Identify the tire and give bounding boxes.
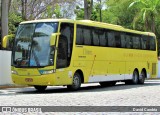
[34,85,47,92]
[138,71,146,84]
[99,81,116,87]
[131,70,139,84]
[67,72,81,91]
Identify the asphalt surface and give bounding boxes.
[0,80,160,114]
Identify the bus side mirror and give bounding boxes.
[2,34,15,49]
[50,33,60,46]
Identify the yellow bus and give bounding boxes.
[6,19,157,91]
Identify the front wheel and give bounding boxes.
[67,72,81,91]
[34,85,47,92]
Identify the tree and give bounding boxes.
[105,0,136,28]
[10,0,77,20]
[1,0,9,48]
[75,0,101,20]
[21,0,27,20]
[8,12,23,34]
[129,0,160,33]
[84,0,93,19]
[8,0,12,12]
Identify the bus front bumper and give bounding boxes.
[12,74,56,86]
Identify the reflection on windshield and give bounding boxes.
[13,22,58,67]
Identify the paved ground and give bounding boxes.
[0,79,160,114]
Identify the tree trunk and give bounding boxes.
[24,0,27,20]
[151,15,155,33]
[84,0,93,19]
[21,0,27,20]
[8,0,12,12]
[84,0,88,19]
[1,0,9,49]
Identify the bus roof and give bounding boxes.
[20,19,73,24]
[20,19,155,37]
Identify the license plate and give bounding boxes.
[25,78,33,82]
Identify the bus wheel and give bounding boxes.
[99,81,116,87]
[138,71,146,84]
[131,70,139,84]
[67,72,81,91]
[34,85,47,92]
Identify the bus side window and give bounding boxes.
[99,29,107,47]
[121,33,126,48]
[92,28,100,46]
[141,36,147,50]
[76,26,84,45]
[150,36,156,51]
[108,31,115,47]
[133,36,141,49]
[126,34,133,48]
[115,32,121,48]
[83,27,92,45]
[145,36,150,50]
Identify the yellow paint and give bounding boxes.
[2,34,15,48]
[11,19,158,86]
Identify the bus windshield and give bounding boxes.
[12,22,58,67]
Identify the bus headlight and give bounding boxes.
[12,70,18,75]
[39,69,55,75]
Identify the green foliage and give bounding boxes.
[105,0,136,29]
[75,2,99,20]
[129,0,160,32]
[74,7,84,20]
[40,4,62,18]
[8,12,23,34]
[53,4,62,18]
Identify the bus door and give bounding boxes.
[55,23,74,85]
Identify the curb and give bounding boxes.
[148,78,160,80]
[0,85,28,89]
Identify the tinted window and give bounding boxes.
[108,31,115,47]
[133,36,141,49]
[99,30,107,46]
[126,34,132,48]
[83,27,92,45]
[76,26,84,45]
[76,25,92,45]
[150,36,156,50]
[92,29,100,46]
[121,33,126,48]
[76,25,156,51]
[141,36,148,50]
[115,32,121,48]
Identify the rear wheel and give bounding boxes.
[131,70,139,84]
[34,85,47,92]
[125,70,139,85]
[67,72,81,91]
[99,81,116,87]
[138,71,146,84]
